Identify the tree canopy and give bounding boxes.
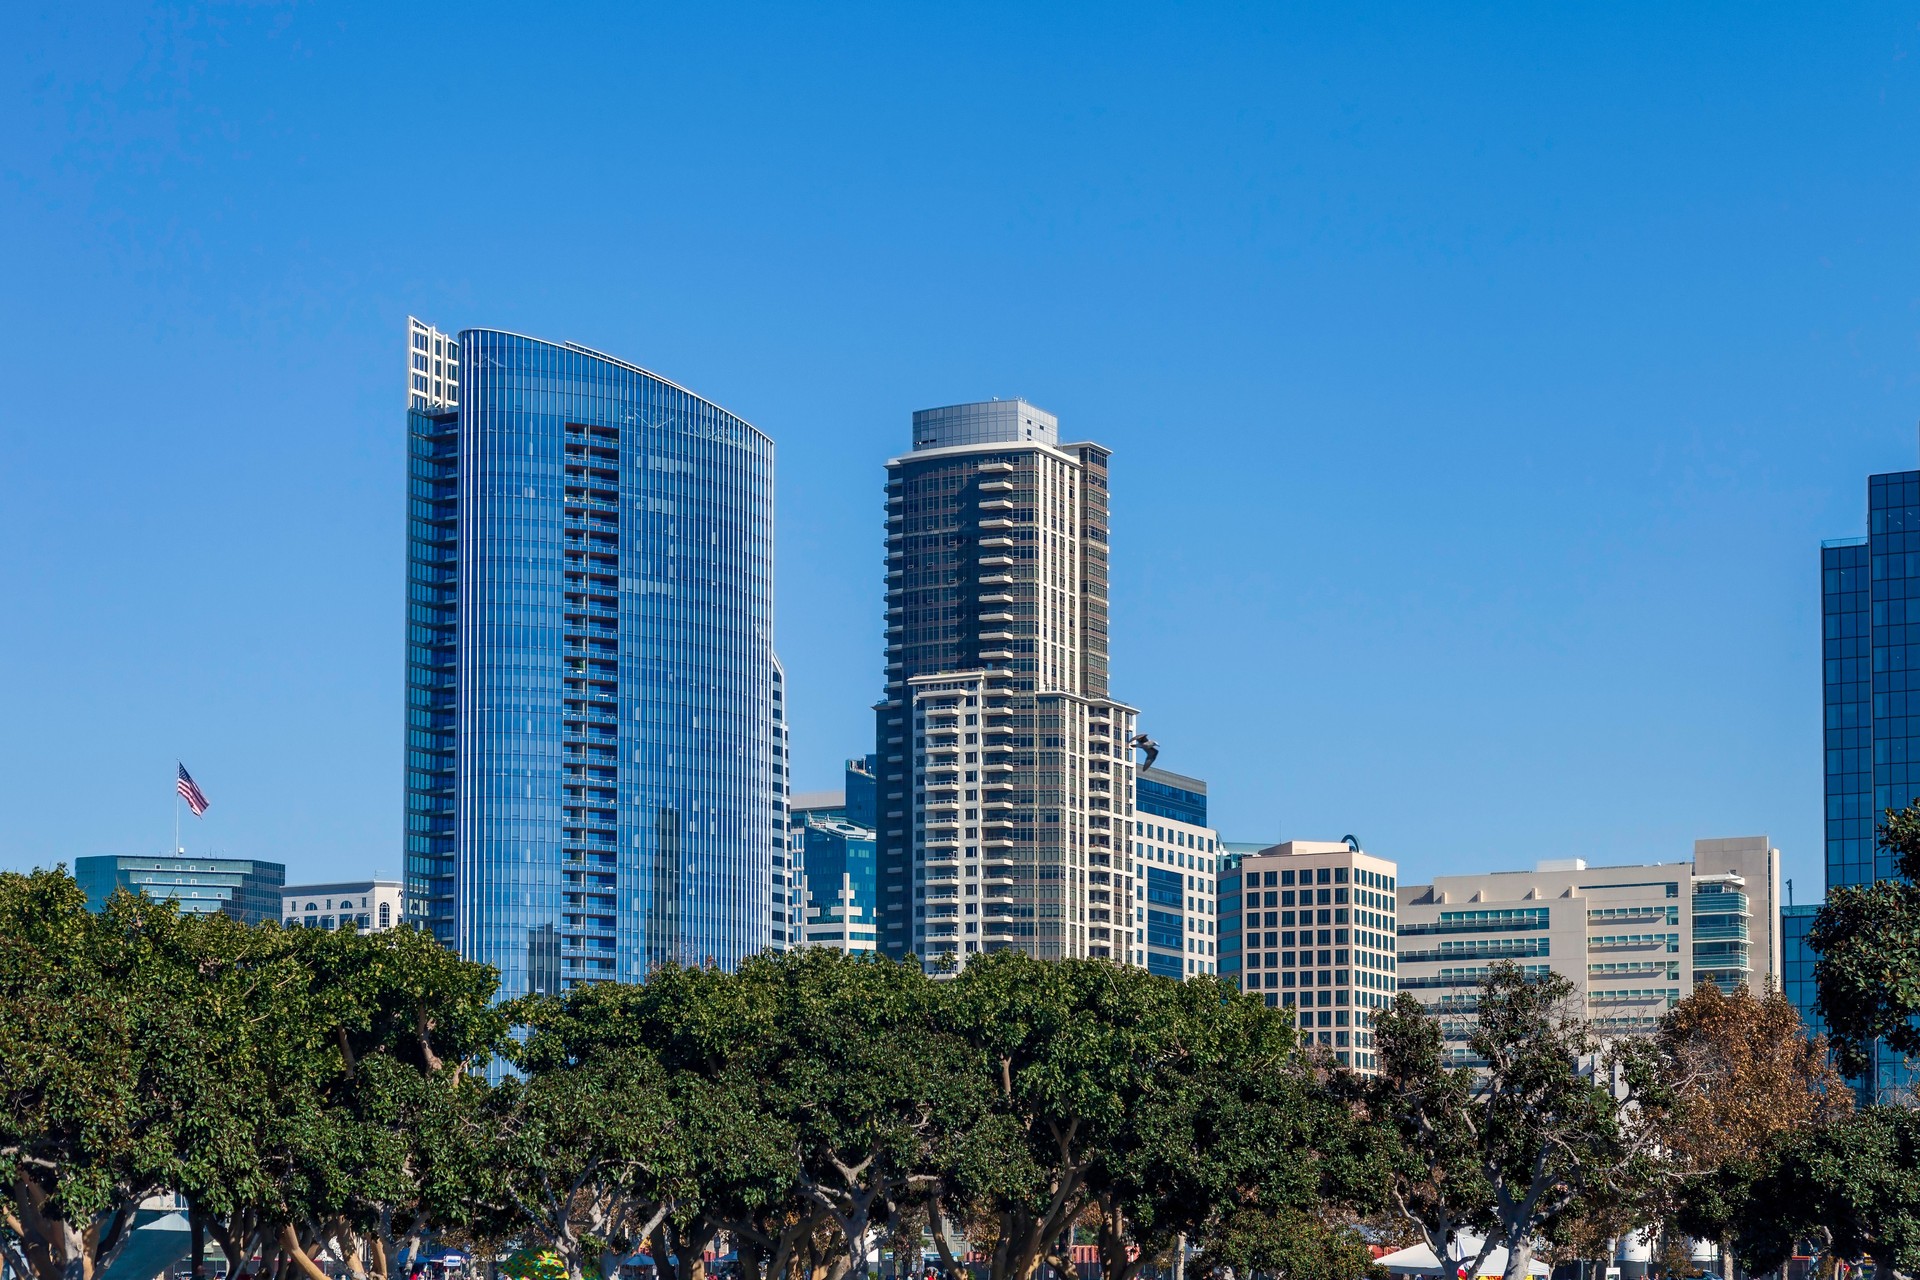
[5,864,1907,1280]
[1810,799,1920,1081]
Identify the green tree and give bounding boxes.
[0,871,257,1280]
[935,954,1174,1280]
[740,949,987,1280]
[496,982,696,1280]
[1732,1106,1920,1276]
[1087,978,1388,1280]
[1369,966,1670,1280]
[1198,1208,1384,1280]
[170,917,506,1280]
[608,961,791,1280]
[1366,988,1495,1279]
[1810,798,1920,1083]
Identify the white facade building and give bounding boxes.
[406,316,459,412]
[282,879,403,933]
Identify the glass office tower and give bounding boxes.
[1816,470,1920,1098]
[405,320,777,996]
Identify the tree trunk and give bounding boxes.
[278,1226,333,1280]
[926,1198,961,1280]
[652,1226,678,1280]
[1501,1235,1534,1280]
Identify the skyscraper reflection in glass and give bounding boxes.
[405,321,777,996]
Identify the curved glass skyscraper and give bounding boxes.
[405,320,777,995]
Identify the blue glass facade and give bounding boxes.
[406,327,777,996]
[1823,537,1872,886]
[1781,903,1825,1043]
[1818,473,1920,1098]
[1137,768,1207,827]
[846,755,878,830]
[75,855,286,925]
[800,819,879,949]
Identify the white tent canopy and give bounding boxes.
[1375,1236,1551,1278]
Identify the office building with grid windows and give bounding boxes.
[403,319,777,996]
[1395,839,1781,1063]
[1132,766,1220,978]
[1220,840,1399,1072]
[874,400,1138,967]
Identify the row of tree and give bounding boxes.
[6,796,1920,1280]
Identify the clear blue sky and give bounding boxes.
[2,3,1916,899]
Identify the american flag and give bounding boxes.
[176,763,210,817]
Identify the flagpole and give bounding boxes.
[174,776,181,856]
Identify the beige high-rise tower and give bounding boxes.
[874,401,1137,967]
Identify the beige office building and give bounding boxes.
[1395,837,1781,1053]
[1227,839,1402,1073]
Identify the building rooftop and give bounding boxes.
[283,879,401,895]
[910,399,1057,450]
[1139,766,1208,793]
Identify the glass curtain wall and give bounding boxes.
[412,329,775,998]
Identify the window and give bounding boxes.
[1280,870,1295,886]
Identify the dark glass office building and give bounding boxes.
[1137,767,1207,828]
[1815,470,1920,1097]
[1780,902,1825,1044]
[405,319,777,995]
[75,855,285,925]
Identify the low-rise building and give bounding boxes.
[1394,837,1781,1056]
[76,854,286,925]
[1129,766,1222,979]
[1219,839,1400,1072]
[281,879,403,932]
[779,757,881,954]
[797,818,879,953]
